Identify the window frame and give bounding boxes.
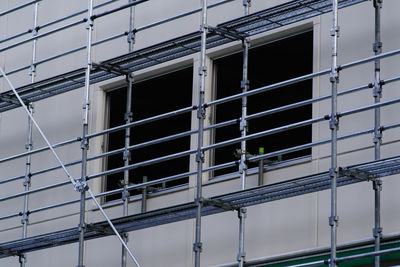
[103,65,195,202]
[209,29,314,179]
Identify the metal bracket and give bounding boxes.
[29,64,37,77]
[92,62,130,76]
[373,226,383,238]
[196,150,204,163]
[241,79,250,90]
[373,128,382,145]
[124,112,133,122]
[193,242,203,253]
[126,72,135,82]
[243,0,252,8]
[121,232,129,242]
[204,198,238,211]
[23,173,32,187]
[373,179,383,191]
[239,160,247,174]
[242,37,250,48]
[329,216,339,227]
[121,187,131,201]
[237,251,246,262]
[74,180,88,193]
[123,150,131,161]
[373,82,383,98]
[329,115,339,131]
[198,65,207,76]
[82,100,91,111]
[127,29,136,45]
[200,23,209,32]
[0,95,20,105]
[20,210,30,225]
[238,207,247,219]
[208,26,247,41]
[373,41,383,54]
[86,223,114,236]
[85,16,94,29]
[330,26,340,37]
[339,167,376,181]
[239,118,248,132]
[197,105,206,119]
[329,71,339,83]
[80,137,89,150]
[25,140,33,150]
[373,0,383,9]
[18,253,27,264]
[329,167,337,178]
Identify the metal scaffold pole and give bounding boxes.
[329,0,340,266]
[19,103,33,267]
[194,0,208,266]
[237,1,251,266]
[121,1,135,266]
[372,0,383,266]
[20,3,39,266]
[78,0,94,266]
[0,29,141,267]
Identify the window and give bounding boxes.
[106,67,193,201]
[212,30,313,177]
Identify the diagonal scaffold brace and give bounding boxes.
[0,66,141,267]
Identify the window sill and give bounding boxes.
[100,155,311,210]
[205,155,312,186]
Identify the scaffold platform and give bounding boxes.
[0,155,399,259]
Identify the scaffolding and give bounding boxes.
[0,0,399,266]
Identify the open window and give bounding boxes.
[212,30,313,177]
[106,67,193,201]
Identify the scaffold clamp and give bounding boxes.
[329,216,339,227]
[74,180,88,193]
[193,242,203,253]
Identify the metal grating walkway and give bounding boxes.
[0,156,399,258]
[0,0,367,113]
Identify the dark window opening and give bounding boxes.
[213,30,313,177]
[106,67,193,201]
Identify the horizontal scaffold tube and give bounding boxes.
[4,32,125,77]
[0,160,242,222]
[206,48,400,108]
[5,73,399,165]
[2,120,400,215]
[0,19,84,54]
[91,0,149,20]
[0,137,78,164]
[0,0,120,44]
[88,106,195,138]
[0,0,234,77]
[135,0,235,32]
[2,76,400,186]
[0,0,41,17]
[0,1,148,54]
[217,232,400,267]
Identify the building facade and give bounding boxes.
[0,0,400,266]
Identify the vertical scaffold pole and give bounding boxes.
[329,0,340,266]
[238,1,251,266]
[20,4,39,266]
[121,1,135,266]
[372,1,383,266]
[19,103,33,267]
[194,0,208,266]
[237,207,247,267]
[78,1,94,266]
